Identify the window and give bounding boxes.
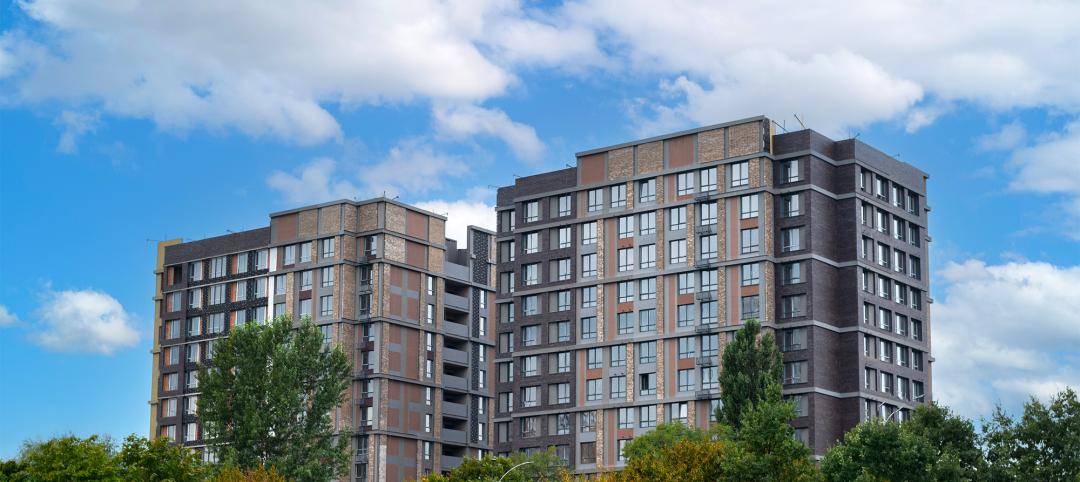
[912,319,924,341]
[678,369,695,392]
[254,277,267,298]
[677,172,694,195]
[523,263,539,286]
[677,304,694,327]
[700,202,717,225]
[639,373,657,396]
[669,239,687,264]
[208,313,225,334]
[639,178,656,203]
[300,242,312,263]
[362,235,378,257]
[700,234,718,259]
[556,194,571,217]
[283,245,297,265]
[740,228,760,254]
[550,382,570,405]
[184,423,198,442]
[784,361,807,384]
[617,248,634,272]
[914,381,926,402]
[639,308,656,332]
[300,270,313,290]
[730,161,749,187]
[524,232,539,254]
[299,298,312,318]
[550,320,570,343]
[740,263,760,286]
[617,312,634,335]
[781,295,805,318]
[782,193,801,217]
[556,290,571,311]
[740,194,759,219]
[581,411,597,432]
[210,256,226,277]
[611,345,626,367]
[638,341,656,364]
[640,278,656,300]
[186,371,198,389]
[581,316,597,339]
[617,216,634,239]
[617,439,630,463]
[782,227,802,252]
[500,272,514,294]
[167,292,181,312]
[611,184,627,208]
[880,372,894,394]
[700,301,718,325]
[321,237,335,258]
[617,281,634,302]
[678,337,696,359]
[782,159,800,182]
[639,405,658,428]
[524,201,540,222]
[587,189,603,212]
[783,328,807,351]
[209,284,225,305]
[166,320,180,339]
[639,212,656,235]
[581,442,597,464]
[700,167,718,192]
[676,272,694,294]
[781,262,803,284]
[669,402,689,424]
[581,253,597,277]
[702,335,719,357]
[274,302,285,318]
[617,407,634,429]
[639,244,656,269]
[521,386,539,408]
[582,222,597,244]
[586,348,603,369]
[317,267,334,289]
[557,227,571,249]
[741,295,760,320]
[669,207,687,230]
[586,379,602,401]
[187,317,202,337]
[581,286,597,308]
[610,375,626,399]
[522,325,539,347]
[189,261,204,282]
[520,416,540,437]
[546,352,569,374]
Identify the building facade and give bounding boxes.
[150,199,496,481]
[492,116,932,467]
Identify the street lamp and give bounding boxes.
[878,402,903,421]
[496,461,533,482]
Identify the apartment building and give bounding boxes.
[492,116,932,467]
[150,199,496,482]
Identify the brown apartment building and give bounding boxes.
[492,116,932,468]
[150,199,496,482]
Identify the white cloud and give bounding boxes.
[33,289,139,355]
[1007,121,1080,237]
[933,260,1080,418]
[433,103,546,161]
[0,305,17,326]
[1,0,588,152]
[53,110,98,154]
[978,120,1028,151]
[267,139,470,205]
[563,0,1080,134]
[414,198,496,243]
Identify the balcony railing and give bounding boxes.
[695,291,715,301]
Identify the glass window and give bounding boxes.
[581,316,597,339]
[617,216,635,238]
[639,308,656,332]
[741,263,760,286]
[524,201,539,222]
[782,193,801,217]
[740,228,760,254]
[676,172,694,195]
[639,212,656,235]
[639,244,656,269]
[741,295,760,320]
[730,161,749,187]
[781,262,803,284]
[610,184,627,208]
[557,227,571,249]
[639,179,656,203]
[740,194,759,219]
[582,222,597,244]
[700,202,717,225]
[669,239,687,264]
[677,304,694,327]
[587,189,603,212]
[638,341,656,364]
[782,227,802,252]
[558,195,571,217]
[581,254,597,277]
[669,207,687,230]
[700,167,717,192]
[782,159,800,182]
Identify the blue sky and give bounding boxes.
[3,0,1080,457]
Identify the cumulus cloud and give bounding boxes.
[978,120,1028,151]
[933,260,1080,418]
[32,289,139,355]
[267,139,470,205]
[0,0,591,152]
[415,187,497,242]
[53,110,99,154]
[432,103,546,161]
[0,305,17,326]
[1007,121,1080,237]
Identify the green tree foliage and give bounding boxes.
[820,420,937,482]
[115,434,206,481]
[733,383,819,482]
[620,422,717,462]
[419,448,570,482]
[8,435,120,481]
[212,466,287,482]
[717,319,783,428]
[904,403,984,481]
[982,387,1080,482]
[198,315,352,481]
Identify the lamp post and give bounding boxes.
[496,461,533,482]
[878,402,903,421]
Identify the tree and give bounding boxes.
[419,448,570,482]
[733,383,819,482]
[198,315,352,481]
[820,420,936,482]
[616,439,745,482]
[717,319,783,428]
[904,404,984,481]
[115,434,206,481]
[11,435,120,481]
[983,388,1080,482]
[620,422,718,462]
[212,466,287,482]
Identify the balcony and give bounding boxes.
[443,320,469,339]
[444,346,469,366]
[445,292,470,312]
[695,291,715,301]
[443,374,468,391]
[695,257,717,268]
[442,428,467,445]
[445,262,471,283]
[440,455,464,471]
[697,355,717,366]
[695,323,718,334]
[695,224,716,235]
[443,400,468,419]
[694,190,717,202]
[695,388,719,400]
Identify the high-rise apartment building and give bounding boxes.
[150,199,496,482]
[492,116,931,468]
